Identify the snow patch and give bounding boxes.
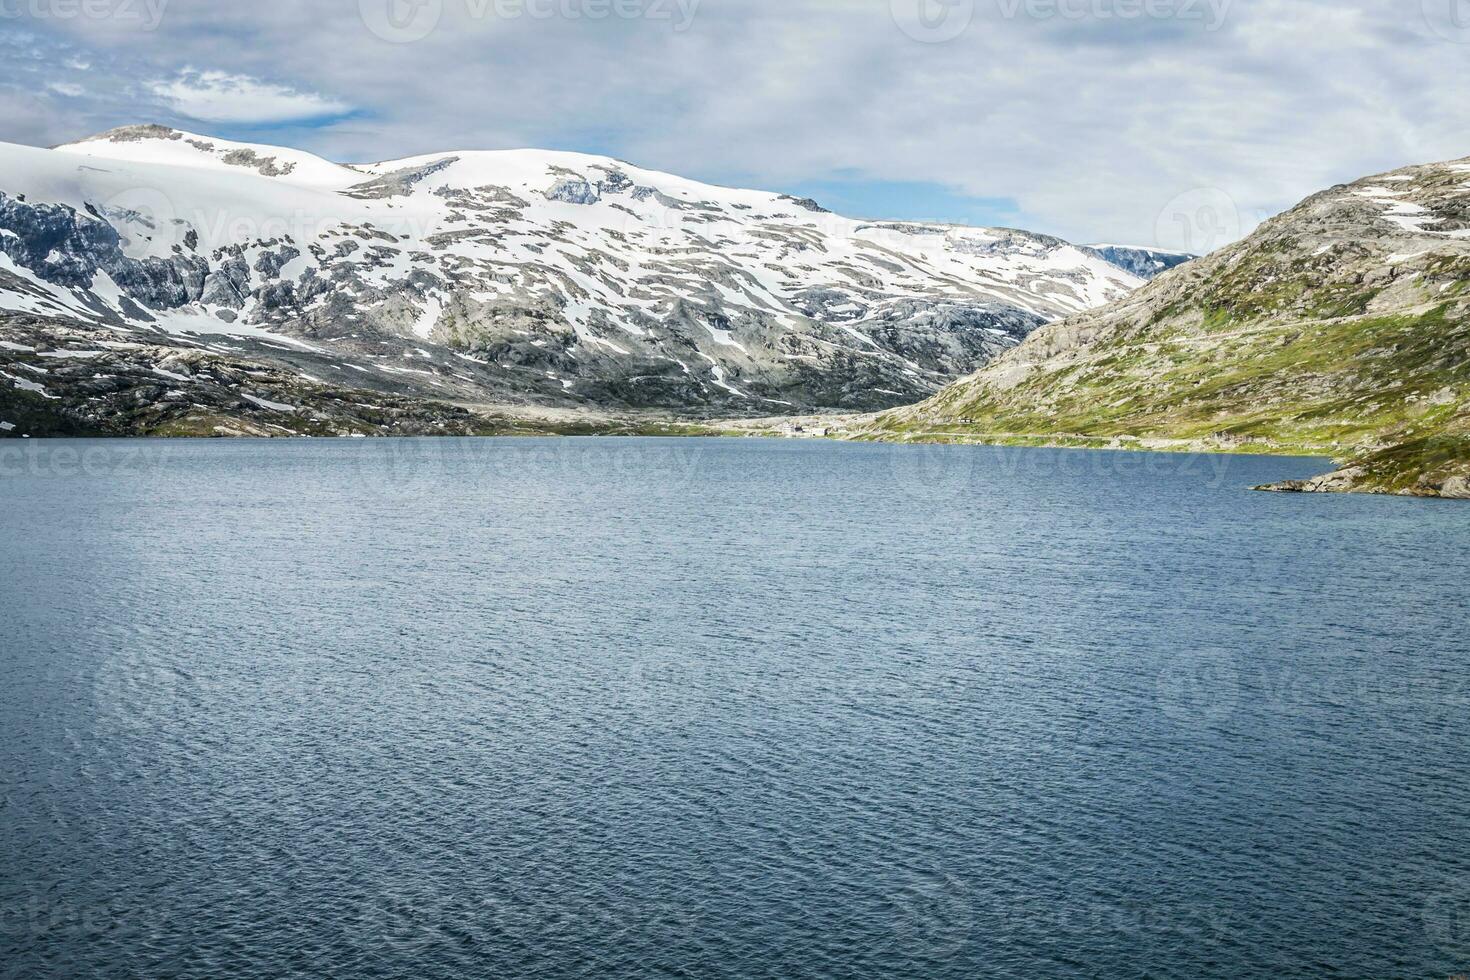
[412,297,444,340]
[1,370,58,398]
[243,393,295,413]
[703,323,749,353]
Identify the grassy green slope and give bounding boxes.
[862,157,1470,498]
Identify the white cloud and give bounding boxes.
[7,0,1470,250]
[149,70,349,124]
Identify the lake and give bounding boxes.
[2,437,1468,978]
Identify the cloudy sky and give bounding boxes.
[2,0,1468,250]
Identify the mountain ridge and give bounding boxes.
[857,151,1470,498]
[0,124,1179,436]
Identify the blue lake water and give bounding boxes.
[2,437,1469,978]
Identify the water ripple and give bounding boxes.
[2,438,1469,978]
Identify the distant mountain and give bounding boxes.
[0,125,1157,435]
[1080,244,1194,279]
[862,154,1470,499]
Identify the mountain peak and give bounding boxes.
[66,123,187,145]
[52,126,355,185]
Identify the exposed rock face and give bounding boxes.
[0,193,208,312]
[252,244,300,279]
[778,194,830,214]
[1080,244,1194,279]
[861,153,1470,498]
[0,312,663,438]
[544,178,600,205]
[0,125,1156,422]
[220,149,297,177]
[594,168,633,195]
[343,157,460,200]
[66,124,182,144]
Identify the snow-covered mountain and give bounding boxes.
[0,124,1155,416]
[1080,244,1194,280]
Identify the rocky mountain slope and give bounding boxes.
[0,311,691,439]
[0,125,1168,435]
[861,154,1470,498]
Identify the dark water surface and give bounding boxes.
[2,437,1469,978]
